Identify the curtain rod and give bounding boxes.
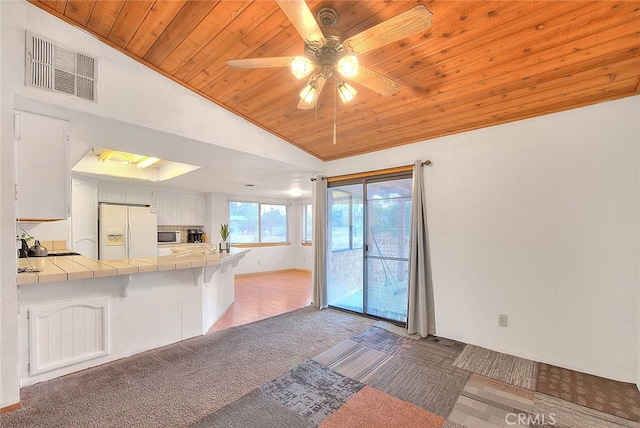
[311,160,432,182]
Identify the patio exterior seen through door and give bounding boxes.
[326,173,412,324]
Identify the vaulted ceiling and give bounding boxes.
[28,1,640,161]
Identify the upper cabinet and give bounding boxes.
[153,191,204,226]
[98,184,152,205]
[153,191,180,225]
[15,111,70,220]
[179,193,205,226]
[98,184,204,226]
[125,187,152,205]
[97,184,125,203]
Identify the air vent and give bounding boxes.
[25,32,97,102]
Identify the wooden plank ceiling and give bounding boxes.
[29,1,640,161]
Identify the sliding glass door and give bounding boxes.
[327,173,412,324]
[327,184,364,313]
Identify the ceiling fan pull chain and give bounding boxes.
[333,80,337,145]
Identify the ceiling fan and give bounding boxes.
[226,1,433,110]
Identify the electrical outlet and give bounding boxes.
[498,314,508,327]
[257,260,261,265]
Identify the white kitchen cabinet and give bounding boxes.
[71,178,98,258]
[179,193,205,226]
[153,191,180,225]
[98,184,126,203]
[15,110,70,220]
[125,188,152,205]
[99,185,152,205]
[153,191,205,226]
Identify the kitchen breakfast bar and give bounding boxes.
[16,249,248,386]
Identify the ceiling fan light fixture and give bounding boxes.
[291,56,314,79]
[336,55,359,77]
[299,80,318,104]
[337,81,357,103]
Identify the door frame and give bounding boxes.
[327,170,413,324]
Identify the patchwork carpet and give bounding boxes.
[448,374,535,427]
[320,386,446,428]
[534,392,640,428]
[7,306,640,427]
[259,360,364,425]
[190,325,640,428]
[453,344,538,390]
[191,326,467,427]
[536,363,640,422]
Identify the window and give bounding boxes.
[229,201,289,244]
[302,203,312,244]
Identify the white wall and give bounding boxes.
[0,0,20,409]
[292,199,313,271]
[17,220,70,243]
[205,193,230,250]
[327,96,640,383]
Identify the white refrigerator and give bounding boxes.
[99,204,157,260]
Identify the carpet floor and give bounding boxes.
[193,326,640,428]
[0,306,374,428]
[536,363,640,422]
[3,306,640,428]
[453,344,538,390]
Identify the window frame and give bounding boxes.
[228,201,290,246]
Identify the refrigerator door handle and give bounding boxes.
[126,207,131,259]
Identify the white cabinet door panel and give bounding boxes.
[179,193,205,226]
[15,111,69,220]
[153,191,180,225]
[125,188,152,205]
[98,184,126,203]
[71,178,98,258]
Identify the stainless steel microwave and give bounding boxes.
[157,231,180,244]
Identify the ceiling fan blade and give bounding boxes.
[343,5,433,56]
[276,0,325,46]
[226,56,296,69]
[347,66,401,96]
[298,74,327,110]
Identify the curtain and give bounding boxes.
[312,176,328,309]
[407,160,435,337]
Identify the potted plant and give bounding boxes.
[219,223,230,253]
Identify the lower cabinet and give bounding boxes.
[27,296,109,377]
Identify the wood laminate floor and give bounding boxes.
[208,270,312,333]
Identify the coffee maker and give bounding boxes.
[187,229,204,243]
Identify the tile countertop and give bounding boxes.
[16,250,248,286]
